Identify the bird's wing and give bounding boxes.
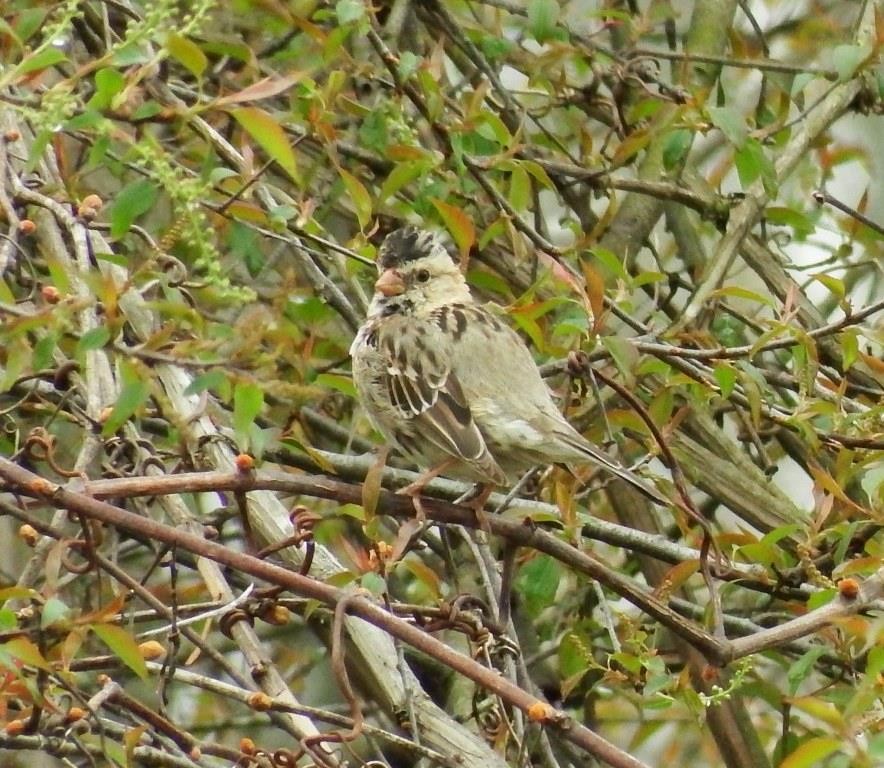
[377,318,506,484]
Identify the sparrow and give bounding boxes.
[349,226,668,509]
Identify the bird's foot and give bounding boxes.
[458,483,494,533]
[395,483,427,523]
[396,459,455,522]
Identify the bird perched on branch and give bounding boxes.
[350,226,668,514]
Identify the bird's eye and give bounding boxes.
[416,269,430,283]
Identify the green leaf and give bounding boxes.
[360,571,387,597]
[232,107,299,183]
[478,33,513,60]
[708,105,747,147]
[662,129,692,169]
[611,651,642,675]
[0,608,17,631]
[398,51,420,80]
[588,248,628,281]
[233,381,264,440]
[314,373,357,398]
[13,8,49,43]
[14,47,67,76]
[102,378,150,436]
[508,162,531,212]
[1,637,50,671]
[430,198,475,258]
[805,588,836,611]
[516,555,561,617]
[358,110,388,152]
[527,0,560,42]
[779,736,843,768]
[184,369,227,397]
[765,206,815,240]
[338,168,373,230]
[165,33,207,79]
[77,326,112,355]
[832,44,871,82]
[335,0,364,24]
[712,285,775,307]
[602,336,639,383]
[787,646,827,694]
[88,68,125,110]
[474,113,512,147]
[33,332,58,371]
[41,596,71,629]
[811,272,845,300]
[735,137,777,195]
[840,328,858,370]
[285,296,336,324]
[109,179,158,238]
[91,623,148,680]
[380,159,433,202]
[558,631,590,678]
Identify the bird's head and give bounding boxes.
[370,227,471,314]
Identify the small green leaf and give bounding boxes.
[335,0,364,24]
[233,382,264,440]
[314,373,357,398]
[397,51,420,80]
[109,179,158,238]
[338,168,373,230]
[662,129,692,169]
[33,332,58,371]
[516,555,560,617]
[527,0,560,42]
[184,369,227,397]
[360,572,387,597]
[840,328,858,370]
[712,363,737,400]
[558,632,590,679]
[806,588,836,611]
[508,163,531,212]
[779,736,843,768]
[588,248,628,281]
[13,8,49,43]
[88,68,125,110]
[712,285,775,307]
[811,272,845,300]
[380,159,432,202]
[165,33,207,79]
[0,608,17,631]
[430,198,475,259]
[474,113,512,147]
[358,110,388,152]
[102,379,150,436]
[602,336,639,383]
[77,326,112,355]
[14,47,67,76]
[232,107,299,183]
[832,44,871,82]
[708,106,747,148]
[786,645,827,694]
[91,623,149,680]
[1,637,51,671]
[765,206,814,240]
[611,651,642,675]
[41,596,71,629]
[735,137,777,194]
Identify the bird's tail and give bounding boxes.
[560,432,670,506]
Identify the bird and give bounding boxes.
[349,226,668,514]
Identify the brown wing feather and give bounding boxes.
[380,320,506,483]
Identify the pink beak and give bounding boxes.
[375,268,405,297]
